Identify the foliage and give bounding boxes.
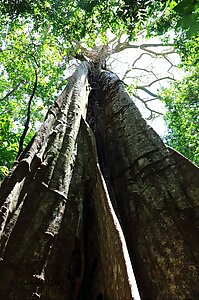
[0,165,8,181]
[172,0,199,38]
[0,0,198,171]
[160,1,199,165]
[146,0,199,39]
[175,34,199,68]
[160,69,199,165]
[145,0,199,165]
[0,14,70,168]
[1,0,167,40]
[0,0,169,170]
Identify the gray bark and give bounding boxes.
[0,61,90,299]
[0,62,139,300]
[0,62,198,299]
[89,69,199,299]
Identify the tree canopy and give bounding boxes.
[1,0,167,39]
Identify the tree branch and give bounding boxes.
[112,41,174,54]
[123,64,158,81]
[0,81,25,102]
[132,93,163,120]
[17,68,38,158]
[137,76,176,89]
[135,86,158,98]
[132,52,157,67]
[140,47,175,56]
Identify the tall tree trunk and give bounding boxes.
[88,69,199,299]
[0,62,139,300]
[0,62,198,299]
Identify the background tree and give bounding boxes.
[160,64,199,165]
[158,2,199,165]
[143,0,199,165]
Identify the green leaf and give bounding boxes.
[177,13,199,37]
[174,0,196,16]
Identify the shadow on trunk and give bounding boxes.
[0,62,198,299]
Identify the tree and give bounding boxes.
[143,0,199,165]
[0,54,199,299]
[159,17,199,165]
[0,15,176,173]
[1,0,184,173]
[0,1,199,299]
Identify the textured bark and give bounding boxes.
[0,62,140,299]
[0,62,198,300]
[0,62,90,299]
[88,70,199,299]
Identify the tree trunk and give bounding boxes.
[88,69,199,299]
[0,62,198,299]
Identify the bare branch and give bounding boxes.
[139,43,174,48]
[145,98,158,102]
[132,93,163,119]
[164,56,178,68]
[137,76,176,89]
[109,35,118,44]
[109,33,124,49]
[136,86,158,98]
[129,66,155,74]
[140,46,175,56]
[132,52,156,67]
[112,41,174,54]
[123,64,158,81]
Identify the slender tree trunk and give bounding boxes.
[0,62,198,299]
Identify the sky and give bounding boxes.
[107,35,184,138]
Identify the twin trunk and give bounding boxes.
[0,62,198,299]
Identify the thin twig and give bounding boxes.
[137,76,176,89]
[0,81,24,102]
[132,93,163,119]
[17,64,38,158]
